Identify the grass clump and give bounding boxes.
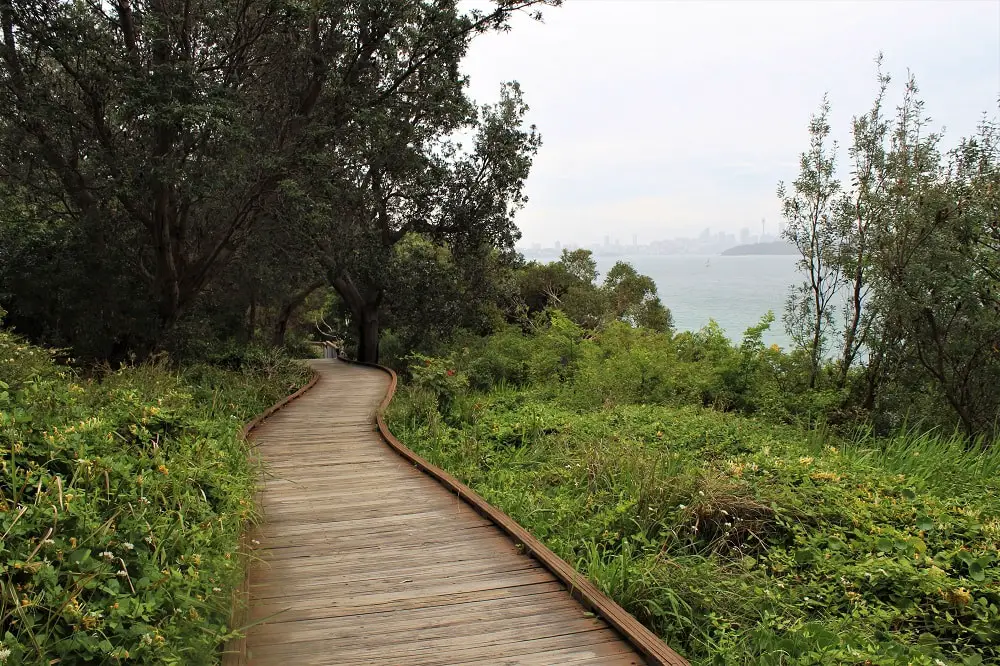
[0,326,309,664]
[388,320,1000,666]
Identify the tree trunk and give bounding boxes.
[331,271,383,364]
[244,295,257,344]
[271,279,326,347]
[357,303,380,364]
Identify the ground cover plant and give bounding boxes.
[0,319,309,664]
[387,316,1000,666]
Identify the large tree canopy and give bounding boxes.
[0,0,556,358]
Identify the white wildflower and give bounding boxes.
[212,587,222,593]
[42,538,55,546]
[100,551,115,561]
[122,542,134,551]
[0,646,10,662]
[117,569,128,578]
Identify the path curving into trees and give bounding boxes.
[227,359,687,665]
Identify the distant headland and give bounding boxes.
[721,241,798,256]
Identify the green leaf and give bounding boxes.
[968,561,985,581]
[956,550,976,565]
[794,548,817,564]
[916,516,934,531]
[68,548,92,564]
[901,488,917,500]
[875,537,894,552]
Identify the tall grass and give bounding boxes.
[387,344,1000,666]
[843,426,1000,496]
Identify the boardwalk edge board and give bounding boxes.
[342,352,690,666]
[223,366,322,666]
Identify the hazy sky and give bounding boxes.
[461,0,1000,247]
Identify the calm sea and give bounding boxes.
[522,254,801,347]
[596,254,800,347]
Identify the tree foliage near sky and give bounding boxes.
[514,249,674,334]
[0,0,558,361]
[781,61,1000,439]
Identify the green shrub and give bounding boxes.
[405,353,469,415]
[0,328,308,664]
[387,324,1000,666]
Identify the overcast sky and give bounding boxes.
[460,0,1000,247]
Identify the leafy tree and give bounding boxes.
[783,68,1000,438]
[0,0,557,358]
[835,61,891,389]
[302,82,542,362]
[602,261,673,333]
[515,252,672,333]
[876,108,1000,437]
[780,97,843,388]
[559,248,599,283]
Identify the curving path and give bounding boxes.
[233,359,669,665]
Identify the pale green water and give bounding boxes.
[592,254,801,347]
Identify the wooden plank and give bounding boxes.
[229,360,684,665]
[249,557,544,598]
[247,581,568,625]
[247,571,561,620]
[247,616,609,661]
[249,594,603,645]
[355,359,689,665]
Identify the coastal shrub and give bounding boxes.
[0,326,308,664]
[387,326,1000,666]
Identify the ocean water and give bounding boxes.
[592,255,801,347]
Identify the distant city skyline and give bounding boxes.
[519,223,786,257]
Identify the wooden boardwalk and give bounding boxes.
[235,360,659,665]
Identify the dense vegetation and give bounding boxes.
[388,317,1000,666]
[0,313,309,663]
[0,0,997,663]
[779,64,1000,440]
[0,0,559,363]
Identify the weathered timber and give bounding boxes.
[223,359,688,665]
